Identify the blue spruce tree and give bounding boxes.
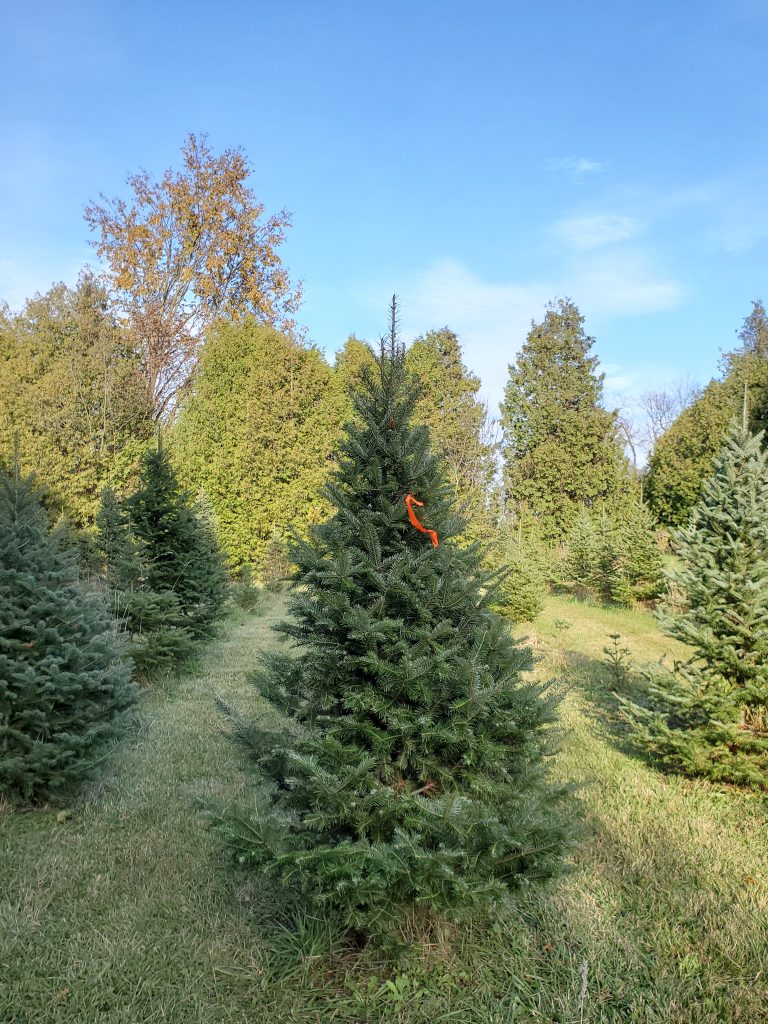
[219,301,574,942]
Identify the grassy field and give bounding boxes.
[2,594,767,1024]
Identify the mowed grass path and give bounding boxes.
[1,594,767,1023]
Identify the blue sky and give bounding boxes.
[2,0,767,418]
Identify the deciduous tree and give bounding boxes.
[85,134,301,418]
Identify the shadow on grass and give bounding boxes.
[561,647,662,764]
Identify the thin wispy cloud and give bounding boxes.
[360,249,684,414]
[396,259,551,409]
[569,252,683,316]
[547,157,604,180]
[552,214,646,251]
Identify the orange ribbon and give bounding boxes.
[405,494,439,547]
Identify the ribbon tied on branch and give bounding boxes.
[405,494,439,548]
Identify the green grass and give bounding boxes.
[2,594,767,1023]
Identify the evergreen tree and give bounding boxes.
[406,328,497,544]
[621,424,768,788]
[171,320,338,572]
[564,508,600,594]
[646,301,768,527]
[262,531,291,592]
[217,301,573,943]
[615,500,664,603]
[645,376,746,527]
[564,504,663,606]
[488,524,546,623]
[0,275,153,528]
[0,468,136,802]
[125,444,227,640]
[95,487,195,680]
[501,299,628,542]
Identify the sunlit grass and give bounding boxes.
[1,592,766,1023]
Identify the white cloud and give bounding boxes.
[552,214,646,251]
[570,252,683,316]
[395,259,551,412]
[547,157,604,179]
[369,253,684,415]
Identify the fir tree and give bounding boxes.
[488,525,546,623]
[564,505,663,606]
[125,443,227,640]
[262,531,291,592]
[621,424,768,788]
[217,301,573,943]
[0,467,136,802]
[615,500,664,603]
[95,486,195,680]
[564,508,599,595]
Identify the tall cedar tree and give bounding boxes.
[621,425,768,788]
[406,328,497,544]
[646,301,768,527]
[501,299,627,542]
[96,487,195,680]
[0,467,136,802]
[125,444,227,640]
[217,302,573,942]
[171,320,336,574]
[0,275,153,527]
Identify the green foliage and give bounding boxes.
[646,301,768,527]
[406,328,496,543]
[501,299,629,542]
[644,376,743,527]
[617,499,665,602]
[171,319,339,573]
[602,633,631,687]
[0,468,136,803]
[229,566,263,613]
[621,425,768,788]
[564,508,599,593]
[563,503,664,606]
[125,445,228,640]
[262,534,292,592]
[217,304,573,943]
[488,524,546,623]
[0,275,153,527]
[96,486,196,680]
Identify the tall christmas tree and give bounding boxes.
[125,442,228,640]
[621,424,768,788]
[0,466,136,802]
[218,301,573,942]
